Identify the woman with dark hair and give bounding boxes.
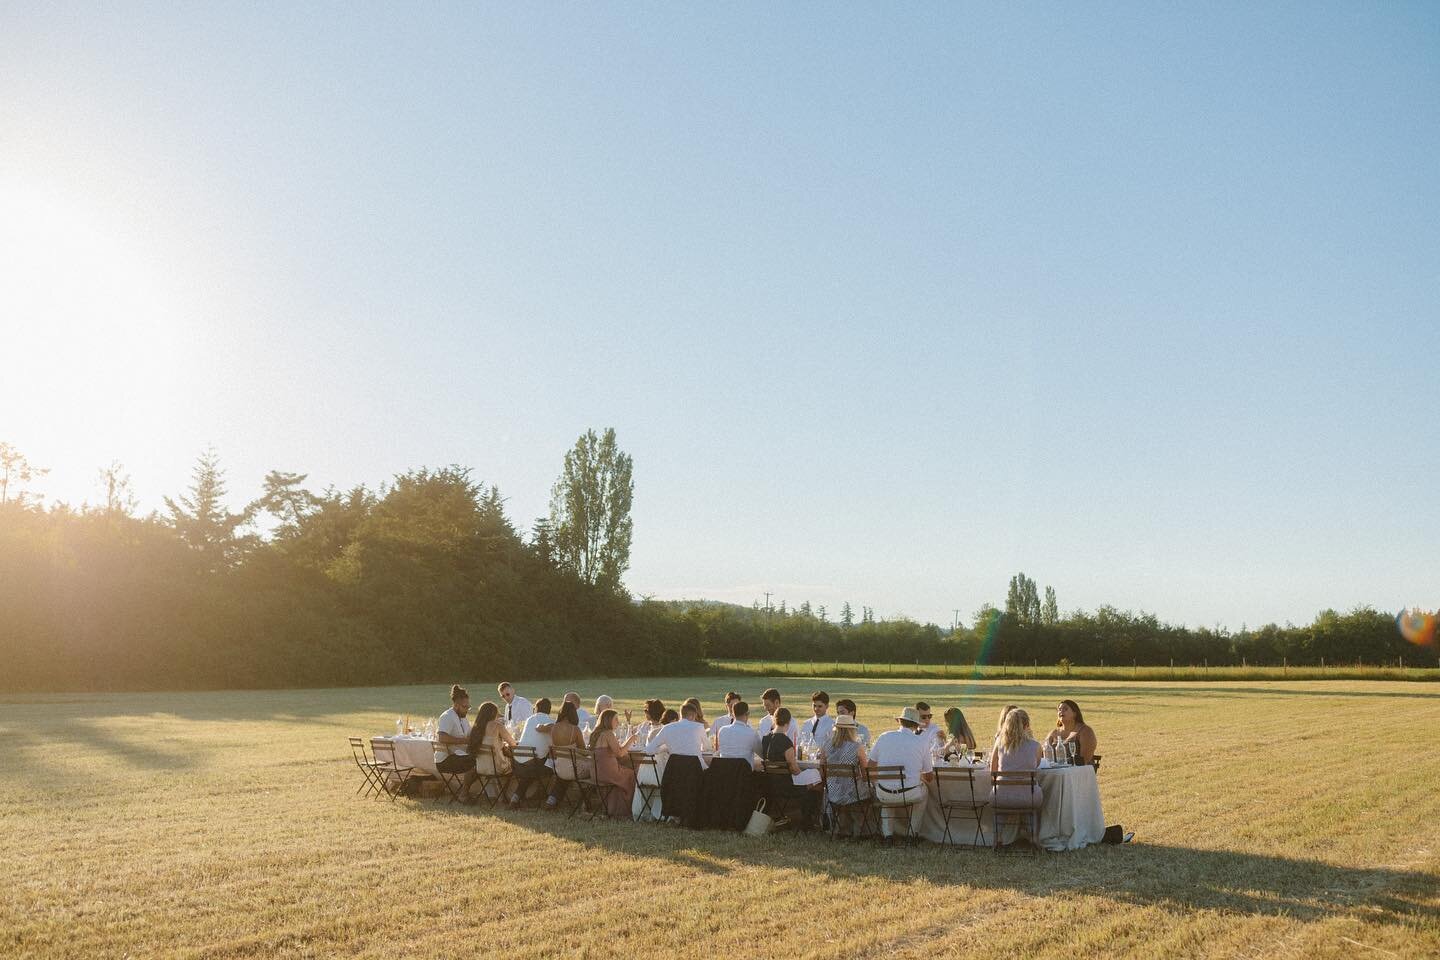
[636,699,666,745]
[545,700,588,809]
[467,701,515,799]
[660,708,680,725]
[759,707,821,828]
[590,708,639,818]
[942,707,977,756]
[1044,699,1097,764]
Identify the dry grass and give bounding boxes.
[2,677,1437,959]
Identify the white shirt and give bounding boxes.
[576,707,594,730]
[757,714,799,743]
[715,719,760,761]
[434,707,471,763]
[709,715,733,740]
[869,727,934,787]
[840,718,871,745]
[503,695,534,724]
[516,712,554,759]
[650,719,709,763]
[801,713,834,744]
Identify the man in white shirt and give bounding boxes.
[801,690,834,745]
[654,702,709,825]
[714,700,761,766]
[434,684,473,773]
[508,697,555,807]
[835,699,870,745]
[709,691,740,743]
[868,707,934,838]
[756,688,799,742]
[498,682,533,725]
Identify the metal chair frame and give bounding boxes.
[429,740,469,805]
[821,762,877,839]
[369,737,414,802]
[990,769,1042,854]
[349,737,385,799]
[629,751,663,822]
[930,766,990,847]
[574,746,615,821]
[867,764,921,843]
[508,745,551,807]
[471,742,512,809]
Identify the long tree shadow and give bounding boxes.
[415,804,1437,931]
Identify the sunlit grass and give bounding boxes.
[2,678,1437,958]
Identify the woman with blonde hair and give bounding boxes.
[820,714,869,835]
[589,708,639,818]
[992,704,1020,750]
[990,707,1043,809]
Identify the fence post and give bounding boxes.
[1132,659,1137,678]
[1283,657,1288,676]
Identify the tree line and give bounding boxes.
[0,437,1424,694]
[0,432,702,692]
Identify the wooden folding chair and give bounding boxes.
[930,766,989,847]
[471,743,511,809]
[429,741,468,805]
[990,770,1042,853]
[349,737,384,799]
[549,745,585,816]
[629,751,662,822]
[759,760,806,828]
[821,762,876,840]
[508,745,549,806]
[574,747,615,821]
[369,737,414,802]
[866,765,920,843]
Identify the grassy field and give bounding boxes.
[2,677,1437,959]
[709,659,1440,682]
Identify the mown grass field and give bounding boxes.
[3,677,1437,959]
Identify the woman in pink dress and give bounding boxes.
[589,708,640,818]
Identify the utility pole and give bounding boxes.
[952,609,960,634]
[763,592,773,633]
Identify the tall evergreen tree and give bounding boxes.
[164,447,250,570]
[840,601,854,628]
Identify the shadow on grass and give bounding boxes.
[410,802,1437,930]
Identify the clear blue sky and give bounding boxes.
[3,3,1436,629]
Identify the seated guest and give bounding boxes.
[801,690,834,745]
[466,701,516,797]
[682,697,708,729]
[652,702,709,825]
[632,700,668,820]
[498,682,534,725]
[942,707,978,757]
[714,700,761,763]
[991,707,1044,811]
[434,685,475,790]
[757,688,799,742]
[759,707,822,828]
[992,703,1020,753]
[594,694,614,725]
[1044,699,1097,764]
[636,699,666,745]
[589,708,639,819]
[710,691,741,744]
[914,701,937,740]
[834,699,870,745]
[868,707,934,838]
[821,714,870,836]
[508,697,555,807]
[545,700,590,809]
[564,691,593,730]
[703,700,761,830]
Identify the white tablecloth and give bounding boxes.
[915,762,1104,850]
[379,735,439,777]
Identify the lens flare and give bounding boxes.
[1396,608,1438,647]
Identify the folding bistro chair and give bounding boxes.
[549,745,586,817]
[867,765,920,843]
[471,743,511,809]
[369,737,414,802]
[930,766,989,847]
[349,737,385,798]
[821,762,876,840]
[760,760,803,828]
[1090,755,1102,775]
[429,741,468,805]
[990,770,1042,853]
[508,745,550,807]
[574,747,615,821]
[629,751,663,822]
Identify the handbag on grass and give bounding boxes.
[744,799,773,836]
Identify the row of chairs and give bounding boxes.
[350,736,1095,850]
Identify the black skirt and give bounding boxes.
[660,754,705,826]
[699,757,758,831]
